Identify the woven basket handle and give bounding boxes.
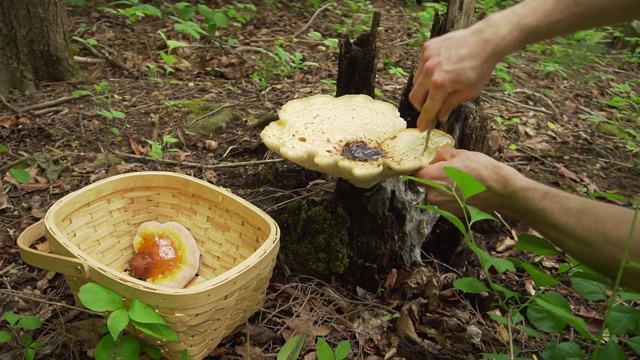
[17,221,90,279]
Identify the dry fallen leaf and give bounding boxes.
[495,237,516,253]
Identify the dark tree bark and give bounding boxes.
[335,12,380,98]
[0,0,79,94]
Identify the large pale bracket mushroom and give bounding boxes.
[129,221,200,289]
[260,94,455,188]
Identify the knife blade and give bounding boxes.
[422,121,436,152]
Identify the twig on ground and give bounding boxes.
[0,152,85,173]
[73,56,104,64]
[0,288,101,316]
[0,94,23,114]
[292,3,335,38]
[32,107,64,116]
[113,151,285,169]
[513,88,560,117]
[486,91,554,116]
[81,42,132,73]
[184,103,237,128]
[20,94,88,112]
[250,3,335,42]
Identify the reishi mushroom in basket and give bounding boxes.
[129,221,200,289]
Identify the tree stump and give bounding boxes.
[334,0,488,290]
[278,0,487,290]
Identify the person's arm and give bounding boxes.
[410,0,640,131]
[415,147,640,289]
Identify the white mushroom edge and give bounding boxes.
[260,94,454,188]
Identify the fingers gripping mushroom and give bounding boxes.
[129,221,200,289]
[260,94,454,188]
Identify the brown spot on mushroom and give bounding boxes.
[341,141,384,162]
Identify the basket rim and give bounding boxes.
[44,171,280,295]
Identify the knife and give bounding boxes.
[422,121,436,152]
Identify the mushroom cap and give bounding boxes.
[131,221,200,289]
[260,94,454,188]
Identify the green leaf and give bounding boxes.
[24,347,36,360]
[515,234,561,256]
[116,335,141,359]
[278,334,306,360]
[141,343,162,360]
[0,331,12,342]
[78,283,124,312]
[467,205,496,225]
[96,335,117,360]
[530,292,592,338]
[595,340,626,360]
[512,260,559,288]
[308,31,323,40]
[72,90,94,98]
[488,313,508,325]
[213,11,228,27]
[181,349,191,360]
[515,324,543,339]
[17,316,42,330]
[619,289,640,301]
[453,277,489,293]
[588,191,629,202]
[623,336,640,355]
[131,320,179,341]
[605,304,640,336]
[0,144,6,152]
[159,50,177,65]
[2,312,21,326]
[20,333,33,347]
[569,276,608,301]
[128,299,166,324]
[489,283,519,300]
[420,204,467,235]
[316,338,335,360]
[107,309,129,340]
[10,167,31,184]
[443,166,486,201]
[334,340,350,360]
[110,110,126,119]
[543,339,583,360]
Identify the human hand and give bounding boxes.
[409,26,503,131]
[414,147,524,216]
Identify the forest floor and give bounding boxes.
[1,1,640,359]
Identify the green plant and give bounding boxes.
[404,169,640,359]
[316,338,350,360]
[169,2,255,39]
[277,333,305,360]
[381,57,408,78]
[0,312,43,360]
[0,144,31,184]
[251,44,319,88]
[101,0,161,23]
[72,81,111,105]
[78,283,181,360]
[307,31,340,51]
[147,135,181,159]
[492,64,514,94]
[329,0,376,39]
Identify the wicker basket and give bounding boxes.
[17,172,280,360]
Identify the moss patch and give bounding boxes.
[171,99,239,135]
[279,201,350,279]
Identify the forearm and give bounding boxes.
[502,178,640,288]
[479,0,640,59]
